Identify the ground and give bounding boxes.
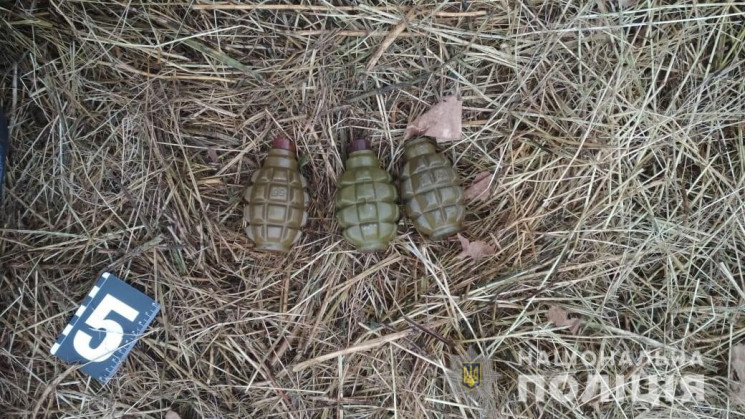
[1,1,744,418]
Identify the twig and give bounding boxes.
[149,16,263,80]
[101,61,236,83]
[32,365,80,417]
[287,29,417,38]
[292,330,410,372]
[402,314,456,349]
[192,3,487,18]
[366,8,418,72]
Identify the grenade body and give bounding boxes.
[335,140,399,251]
[244,139,309,253]
[335,140,400,252]
[400,136,465,240]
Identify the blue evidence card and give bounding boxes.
[50,272,161,383]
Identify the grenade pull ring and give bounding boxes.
[272,135,296,152]
[348,138,371,152]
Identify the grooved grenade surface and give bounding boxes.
[400,136,465,240]
[335,149,399,251]
[244,145,309,253]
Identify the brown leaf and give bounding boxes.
[618,0,638,9]
[547,305,583,334]
[405,95,462,143]
[456,234,495,262]
[464,171,492,201]
[207,146,219,163]
[732,344,745,405]
[734,385,745,407]
[165,411,182,419]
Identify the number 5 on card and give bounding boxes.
[50,272,161,383]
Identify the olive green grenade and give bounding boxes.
[244,137,309,253]
[400,136,465,240]
[335,139,399,251]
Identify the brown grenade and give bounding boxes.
[399,136,465,240]
[335,139,399,251]
[243,137,309,253]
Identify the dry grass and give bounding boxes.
[1,1,745,417]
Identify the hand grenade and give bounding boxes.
[243,137,309,253]
[400,136,465,240]
[335,139,399,251]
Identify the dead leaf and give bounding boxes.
[456,234,495,262]
[165,411,182,419]
[732,344,745,405]
[207,146,219,163]
[547,305,583,334]
[734,386,745,407]
[405,95,462,143]
[618,0,638,9]
[733,344,745,379]
[464,171,492,201]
